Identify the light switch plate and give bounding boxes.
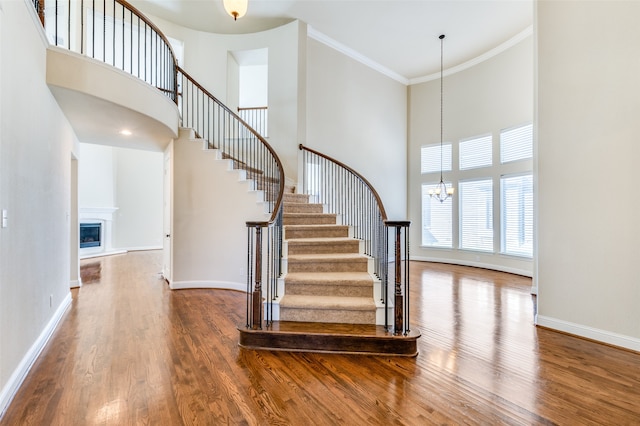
[2,209,7,228]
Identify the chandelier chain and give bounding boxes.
[440,34,444,183]
[428,34,454,203]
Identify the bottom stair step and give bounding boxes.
[238,321,421,356]
[279,295,376,324]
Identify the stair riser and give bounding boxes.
[287,242,360,255]
[279,308,376,324]
[238,329,419,356]
[284,216,337,226]
[287,260,368,273]
[285,227,349,239]
[285,283,373,298]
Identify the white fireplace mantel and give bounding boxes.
[79,207,119,221]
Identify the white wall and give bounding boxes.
[226,52,240,113]
[240,64,268,107]
[112,147,163,250]
[536,1,640,350]
[78,143,115,207]
[0,0,77,410]
[78,143,163,251]
[170,132,269,290]
[408,36,534,275]
[306,38,407,220]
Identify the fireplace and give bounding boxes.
[79,207,124,259]
[80,223,101,248]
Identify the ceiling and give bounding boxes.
[130,0,533,83]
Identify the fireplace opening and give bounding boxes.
[80,223,101,248]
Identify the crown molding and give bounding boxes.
[307,25,409,85]
[307,25,533,87]
[409,25,534,85]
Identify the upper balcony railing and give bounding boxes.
[35,0,177,103]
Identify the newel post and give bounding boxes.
[385,221,411,336]
[246,221,267,330]
[393,225,403,335]
[252,226,263,329]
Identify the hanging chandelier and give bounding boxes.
[429,34,455,203]
[223,0,248,21]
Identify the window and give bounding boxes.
[421,144,452,174]
[501,174,533,257]
[460,179,493,251]
[420,122,533,260]
[501,124,533,163]
[460,134,492,170]
[421,184,452,247]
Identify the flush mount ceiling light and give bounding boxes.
[223,0,248,21]
[119,129,132,136]
[429,34,455,203]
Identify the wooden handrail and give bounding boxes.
[298,144,388,221]
[238,106,268,111]
[384,220,411,227]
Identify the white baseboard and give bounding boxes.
[69,279,81,288]
[170,280,246,292]
[78,247,160,261]
[410,255,533,278]
[536,315,640,352]
[80,249,127,260]
[121,245,163,252]
[0,293,72,418]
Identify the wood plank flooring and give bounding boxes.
[2,250,640,424]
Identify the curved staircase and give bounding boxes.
[31,0,418,357]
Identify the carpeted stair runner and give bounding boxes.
[279,192,376,324]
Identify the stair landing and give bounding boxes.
[238,321,420,357]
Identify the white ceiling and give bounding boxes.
[130,0,533,83]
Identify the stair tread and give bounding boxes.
[283,204,324,212]
[285,272,374,284]
[283,194,309,199]
[287,237,357,244]
[285,224,347,229]
[283,212,334,216]
[287,253,369,261]
[280,295,375,310]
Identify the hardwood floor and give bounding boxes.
[2,250,640,424]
